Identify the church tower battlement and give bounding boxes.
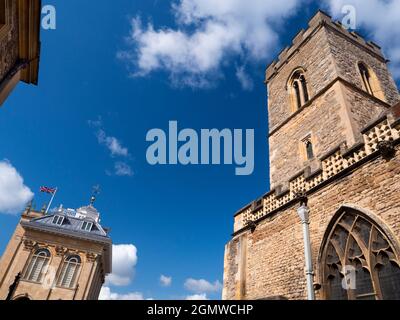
[223,11,400,301]
[232,10,400,233]
[265,10,399,192]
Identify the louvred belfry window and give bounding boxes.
[321,209,400,300]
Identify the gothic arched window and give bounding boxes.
[23,249,51,283]
[357,62,385,101]
[289,70,309,111]
[57,255,81,288]
[358,63,373,96]
[321,209,400,300]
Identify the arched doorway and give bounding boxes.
[320,207,400,300]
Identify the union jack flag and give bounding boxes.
[40,186,57,194]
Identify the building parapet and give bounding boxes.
[233,110,400,234]
[265,10,385,83]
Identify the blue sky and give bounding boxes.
[0,0,399,300]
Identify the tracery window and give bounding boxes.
[289,70,309,111]
[57,255,81,288]
[321,209,400,300]
[23,249,51,283]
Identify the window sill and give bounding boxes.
[20,278,44,285]
[54,286,77,291]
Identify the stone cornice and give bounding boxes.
[268,76,391,137]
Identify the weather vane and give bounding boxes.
[90,185,101,205]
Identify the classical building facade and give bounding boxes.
[0,0,41,106]
[0,202,112,300]
[223,11,400,300]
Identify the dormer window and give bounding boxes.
[81,221,93,232]
[52,215,64,226]
[289,69,309,111]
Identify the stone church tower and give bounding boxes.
[0,201,112,300]
[223,11,400,300]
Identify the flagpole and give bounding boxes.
[45,188,58,214]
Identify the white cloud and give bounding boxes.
[89,118,134,176]
[114,162,134,177]
[236,65,254,91]
[105,244,138,286]
[185,293,209,300]
[0,160,33,215]
[89,118,129,158]
[99,287,146,300]
[324,0,400,78]
[120,0,304,88]
[184,278,223,293]
[97,129,129,158]
[160,275,172,287]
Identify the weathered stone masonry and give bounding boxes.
[223,11,400,300]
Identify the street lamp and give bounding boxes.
[297,196,315,300]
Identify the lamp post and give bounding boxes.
[297,196,315,300]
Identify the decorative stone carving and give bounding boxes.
[377,140,396,160]
[55,246,66,257]
[246,220,257,233]
[86,252,98,263]
[22,240,35,251]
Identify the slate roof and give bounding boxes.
[21,212,111,243]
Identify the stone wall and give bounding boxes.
[0,0,19,81]
[325,27,400,106]
[269,82,347,189]
[267,26,336,131]
[224,11,400,301]
[224,143,400,300]
[266,11,399,190]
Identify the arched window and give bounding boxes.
[357,62,385,101]
[305,140,314,160]
[321,208,400,300]
[23,249,50,283]
[358,63,373,95]
[289,70,309,111]
[301,135,315,161]
[300,75,309,103]
[57,255,81,288]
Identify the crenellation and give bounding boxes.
[235,113,400,232]
[265,10,386,84]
